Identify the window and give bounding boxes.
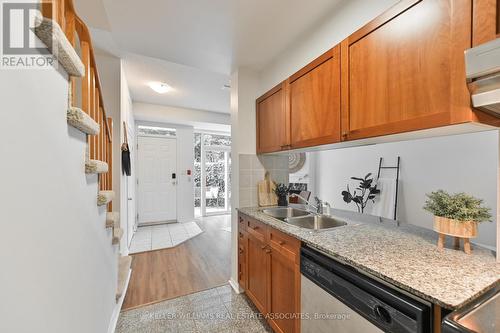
[137,125,176,137]
[194,132,231,216]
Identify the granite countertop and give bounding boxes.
[237,206,500,310]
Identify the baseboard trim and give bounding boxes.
[228,278,243,294]
[107,268,132,333]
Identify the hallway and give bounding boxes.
[123,215,231,310]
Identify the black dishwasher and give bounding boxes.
[301,246,431,333]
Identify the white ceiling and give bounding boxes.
[74,0,345,113]
[123,53,231,113]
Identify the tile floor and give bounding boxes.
[129,222,203,254]
[116,284,272,333]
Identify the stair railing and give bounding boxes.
[42,0,114,211]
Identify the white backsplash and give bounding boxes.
[239,154,289,207]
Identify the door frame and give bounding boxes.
[125,122,136,248]
[136,134,178,225]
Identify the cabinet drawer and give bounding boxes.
[247,218,266,241]
[268,227,301,264]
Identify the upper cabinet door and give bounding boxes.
[472,0,500,46]
[289,46,341,149]
[341,0,473,141]
[256,82,289,154]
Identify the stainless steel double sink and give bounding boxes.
[262,207,347,231]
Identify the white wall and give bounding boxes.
[95,51,137,253]
[309,131,498,249]
[94,52,122,217]
[230,68,261,289]
[120,64,136,248]
[134,102,230,132]
[259,0,398,94]
[175,126,195,223]
[0,61,116,331]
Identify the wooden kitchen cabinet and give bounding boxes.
[256,81,289,153]
[245,220,269,314]
[255,0,500,153]
[472,0,500,46]
[340,0,474,141]
[267,228,301,333]
[289,46,341,148]
[238,213,301,333]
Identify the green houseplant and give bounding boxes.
[274,183,289,207]
[423,190,491,254]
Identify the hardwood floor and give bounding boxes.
[122,214,231,310]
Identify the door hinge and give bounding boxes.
[136,213,139,221]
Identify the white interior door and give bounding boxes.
[138,136,177,224]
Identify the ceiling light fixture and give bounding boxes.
[149,82,172,94]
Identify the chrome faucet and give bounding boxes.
[314,197,331,215]
[289,194,331,215]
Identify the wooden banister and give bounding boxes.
[43,0,114,209]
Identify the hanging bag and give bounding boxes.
[121,122,131,176]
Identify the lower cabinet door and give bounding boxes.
[268,247,300,333]
[246,231,269,313]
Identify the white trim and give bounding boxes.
[228,278,243,294]
[136,133,176,139]
[224,151,229,212]
[107,269,132,333]
[200,142,206,215]
[195,129,231,136]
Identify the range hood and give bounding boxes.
[465,38,500,114]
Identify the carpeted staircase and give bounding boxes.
[34,6,131,306]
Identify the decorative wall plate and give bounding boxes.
[289,152,306,173]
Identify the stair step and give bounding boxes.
[116,256,132,302]
[97,191,114,206]
[85,159,109,174]
[34,13,85,77]
[106,212,120,228]
[67,107,100,135]
[112,227,124,245]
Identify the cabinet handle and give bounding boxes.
[261,245,267,250]
[251,226,259,230]
[265,249,271,254]
[278,240,285,246]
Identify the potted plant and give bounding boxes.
[341,173,380,213]
[274,183,289,207]
[423,190,491,254]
